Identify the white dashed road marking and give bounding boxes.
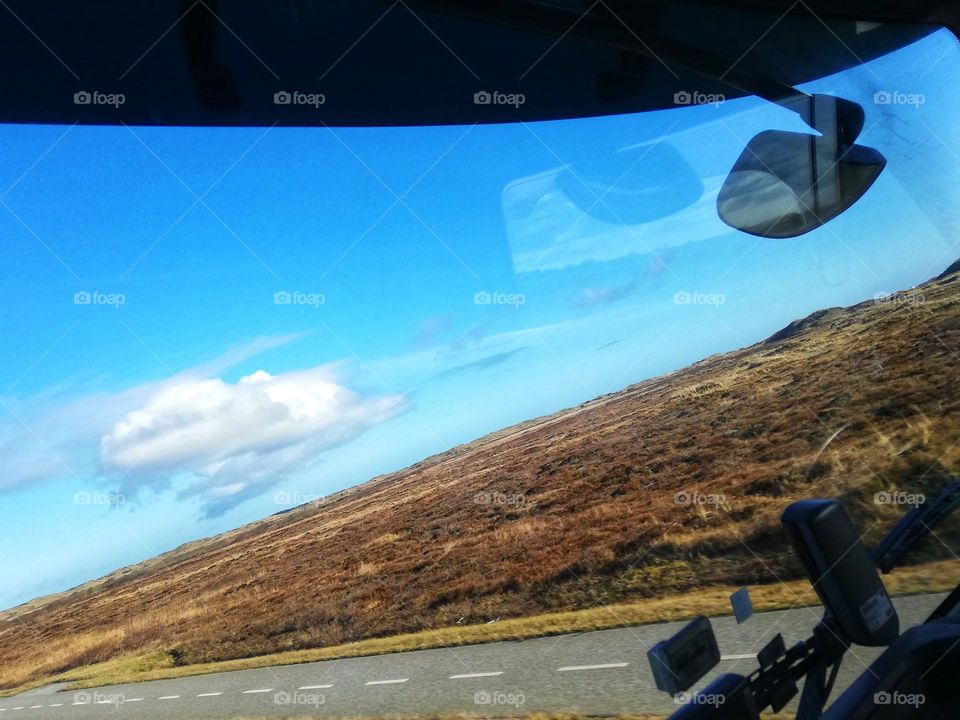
[0,657,663,712]
[721,653,756,660]
[556,662,629,672]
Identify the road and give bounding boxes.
[2,593,945,719]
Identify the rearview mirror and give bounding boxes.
[717,94,885,238]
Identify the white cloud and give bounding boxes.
[0,335,407,517]
[99,365,407,516]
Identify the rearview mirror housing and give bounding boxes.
[718,94,885,238]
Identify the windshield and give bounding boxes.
[1,23,958,720]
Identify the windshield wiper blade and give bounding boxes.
[870,480,960,573]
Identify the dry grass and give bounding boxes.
[2,266,959,695]
[2,559,954,697]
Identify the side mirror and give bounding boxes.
[717,94,885,238]
[781,499,899,646]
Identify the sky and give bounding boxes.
[1,30,958,610]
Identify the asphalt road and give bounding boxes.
[2,593,946,719]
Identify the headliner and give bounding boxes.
[0,0,954,127]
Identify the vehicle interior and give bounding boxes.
[0,1,958,719]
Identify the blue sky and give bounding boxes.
[1,30,958,610]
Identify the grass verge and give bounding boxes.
[3,559,954,698]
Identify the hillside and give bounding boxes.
[3,264,959,690]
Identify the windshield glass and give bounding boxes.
[1,23,958,719]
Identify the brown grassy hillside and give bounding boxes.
[2,265,959,690]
